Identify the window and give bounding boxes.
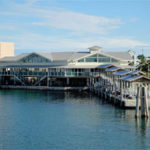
[78,54,119,63]
[111,58,118,62]
[78,59,84,62]
[21,54,50,63]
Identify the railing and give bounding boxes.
[0,71,100,77]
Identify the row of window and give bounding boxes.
[22,55,50,63]
[20,54,118,63]
[78,54,118,63]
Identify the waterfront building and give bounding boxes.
[0,46,134,88]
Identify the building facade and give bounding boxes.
[0,46,134,88]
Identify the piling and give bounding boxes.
[135,86,140,118]
[135,86,149,118]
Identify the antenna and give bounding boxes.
[141,48,144,55]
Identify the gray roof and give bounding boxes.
[0,53,29,61]
[0,50,132,62]
[0,52,89,62]
[105,52,132,61]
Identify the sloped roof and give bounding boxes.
[119,75,132,80]
[98,64,114,69]
[105,52,132,61]
[0,52,89,62]
[113,70,131,76]
[121,75,150,82]
[105,67,121,72]
[130,70,145,75]
[0,50,133,62]
[0,53,29,61]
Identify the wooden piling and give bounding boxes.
[135,86,149,118]
[144,86,149,118]
[141,87,146,118]
[135,86,140,118]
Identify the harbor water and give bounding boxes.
[0,89,150,150]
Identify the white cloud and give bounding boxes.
[129,17,139,23]
[0,0,150,56]
[1,0,122,35]
[1,33,150,55]
[31,10,122,34]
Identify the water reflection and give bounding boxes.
[135,118,149,149]
[135,118,149,136]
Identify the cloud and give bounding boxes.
[31,10,122,34]
[129,17,139,23]
[1,0,122,35]
[0,0,149,56]
[0,33,150,55]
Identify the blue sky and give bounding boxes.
[0,0,150,56]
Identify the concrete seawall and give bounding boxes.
[0,85,89,91]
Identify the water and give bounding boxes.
[0,89,150,150]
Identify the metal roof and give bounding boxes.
[119,75,132,80]
[119,74,150,82]
[124,75,143,82]
[98,64,113,69]
[113,70,130,76]
[105,52,133,61]
[0,50,133,63]
[130,70,145,75]
[105,67,120,72]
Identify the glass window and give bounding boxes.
[78,59,84,62]
[98,54,105,57]
[85,58,97,62]
[111,58,118,62]
[78,54,118,63]
[21,54,50,63]
[98,57,110,62]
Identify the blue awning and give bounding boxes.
[105,67,120,72]
[98,64,113,69]
[113,70,130,76]
[119,75,132,80]
[130,70,145,75]
[125,75,143,82]
[119,75,150,82]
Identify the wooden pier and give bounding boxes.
[89,65,150,110]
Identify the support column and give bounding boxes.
[49,78,52,86]
[141,87,146,117]
[67,78,70,86]
[144,86,149,117]
[47,77,49,87]
[135,86,140,118]
[120,80,123,102]
[86,78,90,87]
[135,86,149,118]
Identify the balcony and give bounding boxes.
[0,71,100,77]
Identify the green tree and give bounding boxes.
[137,54,150,72]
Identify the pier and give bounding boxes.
[90,64,150,109]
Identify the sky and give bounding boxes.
[0,0,150,56]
